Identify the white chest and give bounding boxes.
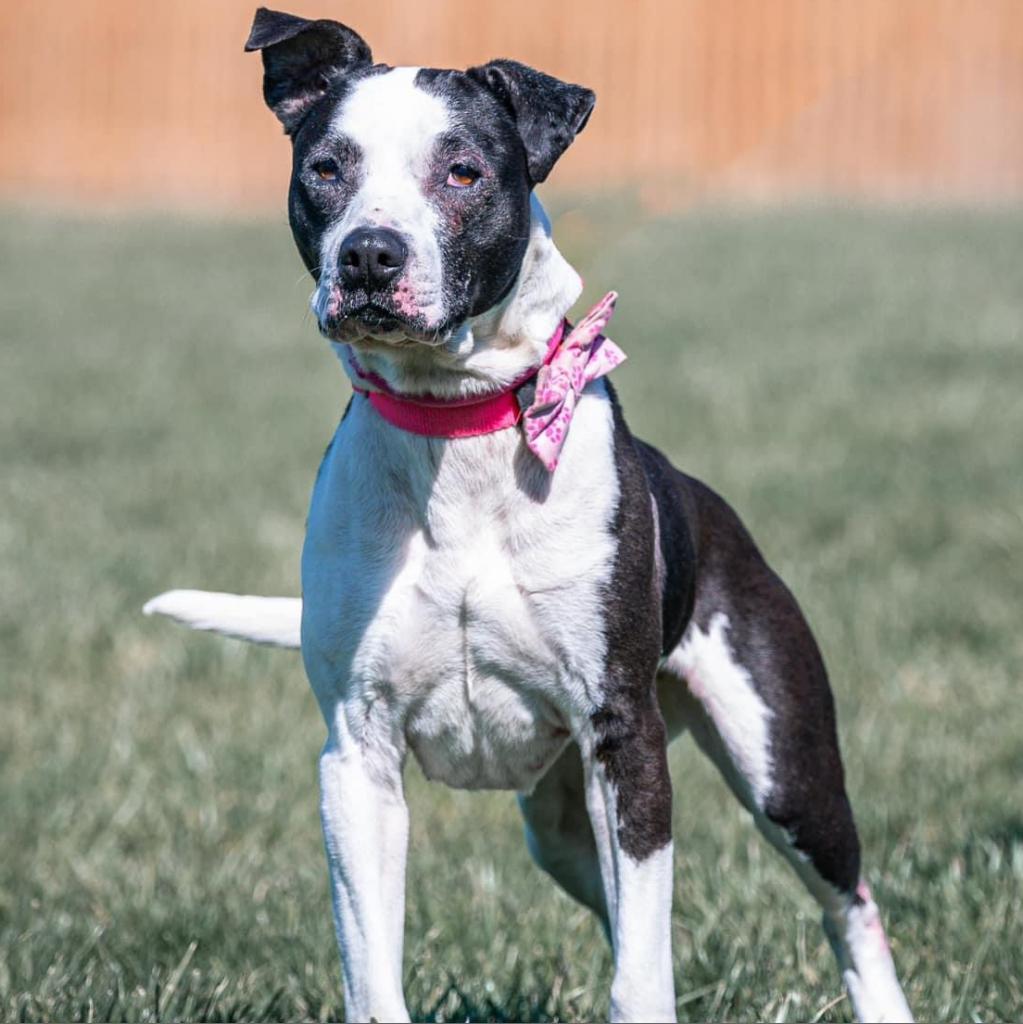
[301,385,618,791]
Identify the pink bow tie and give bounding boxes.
[523,291,626,471]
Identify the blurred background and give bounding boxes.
[3,0,1023,209]
[2,3,1021,1022]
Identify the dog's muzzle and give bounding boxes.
[313,226,443,344]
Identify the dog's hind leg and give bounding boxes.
[658,498,912,1022]
[518,744,611,939]
[662,632,913,1022]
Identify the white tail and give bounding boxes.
[143,590,302,649]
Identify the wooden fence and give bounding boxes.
[1,0,1021,209]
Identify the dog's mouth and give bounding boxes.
[315,289,448,349]
[348,302,404,334]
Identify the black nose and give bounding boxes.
[338,227,407,292]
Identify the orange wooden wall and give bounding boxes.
[1,0,1021,210]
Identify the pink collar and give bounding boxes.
[347,321,565,441]
[347,292,625,471]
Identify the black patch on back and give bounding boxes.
[591,384,673,861]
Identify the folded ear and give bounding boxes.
[244,7,373,135]
[468,59,595,184]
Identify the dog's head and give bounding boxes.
[246,7,593,356]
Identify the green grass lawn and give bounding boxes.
[1,200,1021,1022]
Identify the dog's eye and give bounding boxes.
[312,160,340,182]
[446,163,480,188]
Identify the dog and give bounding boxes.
[144,8,914,1022]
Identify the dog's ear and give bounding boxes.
[245,7,373,135]
[468,59,595,184]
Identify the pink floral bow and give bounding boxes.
[523,291,626,471]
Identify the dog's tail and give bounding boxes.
[143,590,302,649]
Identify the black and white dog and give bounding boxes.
[145,9,913,1022]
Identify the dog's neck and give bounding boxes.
[335,195,582,400]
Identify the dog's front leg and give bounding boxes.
[318,710,410,1023]
[581,696,677,1023]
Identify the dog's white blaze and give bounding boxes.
[317,67,449,325]
[665,612,773,807]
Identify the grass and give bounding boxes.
[1,199,1021,1022]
